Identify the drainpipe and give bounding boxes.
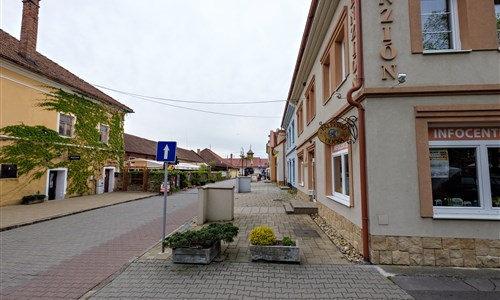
[345,0,369,262]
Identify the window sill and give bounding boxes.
[327,194,350,207]
[423,49,472,55]
[433,208,500,220]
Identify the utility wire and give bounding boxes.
[129,94,280,118]
[92,84,286,105]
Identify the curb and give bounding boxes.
[0,194,158,232]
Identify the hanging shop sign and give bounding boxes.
[318,116,358,145]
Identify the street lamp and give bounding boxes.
[246,147,254,175]
[239,146,254,176]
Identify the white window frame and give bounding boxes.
[341,40,347,81]
[299,160,305,187]
[99,123,110,144]
[430,140,499,220]
[58,112,75,138]
[421,0,461,53]
[328,149,350,206]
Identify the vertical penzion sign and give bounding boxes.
[379,0,398,81]
[156,141,177,252]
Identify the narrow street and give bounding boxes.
[0,184,217,299]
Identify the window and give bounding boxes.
[411,0,499,52]
[0,164,17,178]
[420,0,459,51]
[426,125,500,220]
[306,77,316,125]
[495,0,500,47]
[291,121,295,144]
[298,151,304,186]
[331,148,350,206]
[307,145,316,191]
[99,124,109,143]
[321,6,348,103]
[296,102,304,135]
[59,113,75,137]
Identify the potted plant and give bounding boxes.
[163,222,239,264]
[249,226,300,263]
[21,192,46,205]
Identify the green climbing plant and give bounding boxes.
[0,88,127,196]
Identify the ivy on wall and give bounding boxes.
[0,88,126,196]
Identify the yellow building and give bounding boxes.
[0,0,133,206]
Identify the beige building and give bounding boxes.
[282,0,500,267]
[0,0,133,205]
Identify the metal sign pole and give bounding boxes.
[161,163,168,253]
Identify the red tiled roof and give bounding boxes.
[199,149,233,168]
[124,133,205,163]
[0,29,133,113]
[177,148,205,164]
[124,133,156,156]
[222,157,269,169]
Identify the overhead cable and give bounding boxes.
[92,83,286,105]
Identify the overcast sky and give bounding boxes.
[1,0,310,158]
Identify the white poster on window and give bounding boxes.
[430,149,449,178]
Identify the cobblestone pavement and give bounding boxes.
[89,261,412,300]
[89,181,414,299]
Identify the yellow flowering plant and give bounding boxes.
[249,226,277,246]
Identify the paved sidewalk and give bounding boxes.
[3,180,497,299]
[0,191,157,231]
[88,181,414,299]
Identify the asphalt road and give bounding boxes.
[0,189,200,300]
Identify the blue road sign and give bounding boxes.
[156,141,177,162]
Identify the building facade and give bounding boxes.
[0,0,133,205]
[281,0,500,267]
[283,104,298,189]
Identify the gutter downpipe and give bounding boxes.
[345,0,369,262]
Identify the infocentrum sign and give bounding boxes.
[428,127,500,141]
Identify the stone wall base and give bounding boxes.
[318,203,499,268]
[317,203,363,253]
[296,189,311,201]
[370,235,500,268]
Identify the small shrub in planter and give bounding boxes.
[249,226,277,246]
[164,223,239,264]
[21,193,46,205]
[249,226,300,263]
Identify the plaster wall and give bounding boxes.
[361,0,500,88]
[1,66,57,129]
[365,95,500,240]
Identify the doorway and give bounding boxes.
[46,168,67,200]
[103,167,115,193]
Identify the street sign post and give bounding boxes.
[156,141,177,253]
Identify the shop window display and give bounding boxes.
[429,142,499,219]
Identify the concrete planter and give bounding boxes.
[172,240,221,264]
[249,241,300,263]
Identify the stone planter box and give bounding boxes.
[249,241,300,263]
[171,240,221,264]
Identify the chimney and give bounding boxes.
[197,149,200,155]
[230,153,233,165]
[19,0,40,61]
